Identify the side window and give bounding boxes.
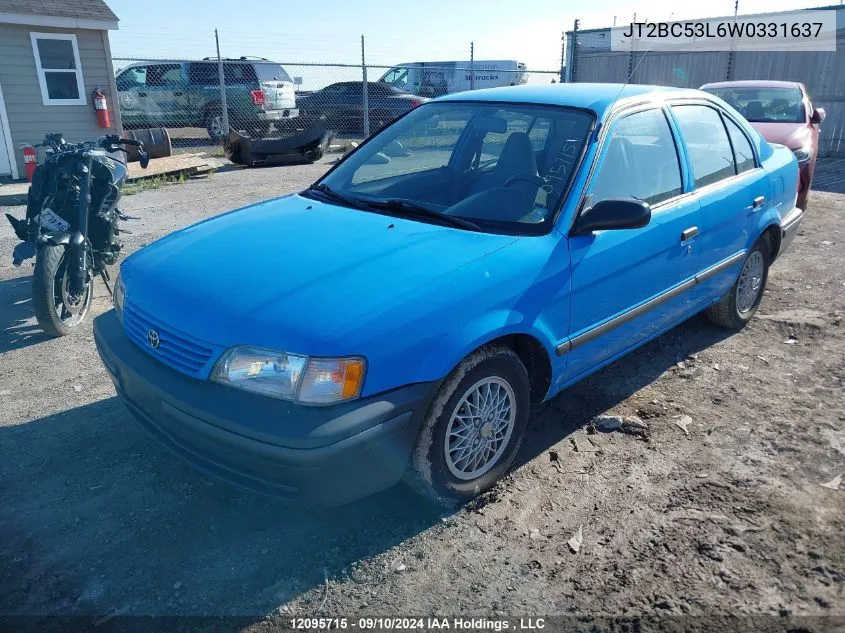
[145,64,182,87]
[589,108,682,206]
[117,66,146,89]
[724,117,756,173]
[223,63,257,85]
[672,105,736,188]
[189,62,217,85]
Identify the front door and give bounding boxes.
[564,106,701,384]
[115,65,148,128]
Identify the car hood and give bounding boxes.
[121,194,519,355]
[749,122,809,150]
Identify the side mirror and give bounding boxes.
[811,108,826,124]
[138,150,150,169]
[571,198,651,236]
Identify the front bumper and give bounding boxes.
[777,206,803,261]
[94,311,436,505]
[796,160,816,210]
[258,108,299,121]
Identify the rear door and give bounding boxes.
[668,102,768,304]
[564,106,701,383]
[143,63,187,127]
[187,61,219,122]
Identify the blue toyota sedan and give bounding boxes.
[94,83,801,506]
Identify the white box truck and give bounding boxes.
[378,60,528,97]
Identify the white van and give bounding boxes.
[378,60,528,98]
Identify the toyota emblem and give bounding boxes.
[147,330,160,349]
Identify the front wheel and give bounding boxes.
[706,238,770,330]
[32,244,93,337]
[407,345,531,506]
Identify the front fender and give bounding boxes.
[413,308,560,390]
[38,231,70,246]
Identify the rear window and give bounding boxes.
[704,86,805,124]
[255,63,292,83]
[188,62,216,85]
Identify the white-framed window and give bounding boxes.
[30,32,86,106]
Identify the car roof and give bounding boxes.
[701,80,803,90]
[436,83,709,118]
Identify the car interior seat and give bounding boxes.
[470,132,538,195]
[745,100,765,120]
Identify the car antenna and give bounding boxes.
[599,11,675,135]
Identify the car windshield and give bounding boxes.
[705,86,804,123]
[380,67,409,90]
[313,102,593,234]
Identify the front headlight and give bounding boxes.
[113,270,125,321]
[793,145,812,163]
[210,347,366,404]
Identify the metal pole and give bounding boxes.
[215,28,229,139]
[560,32,566,82]
[361,34,369,137]
[726,0,739,80]
[470,42,475,90]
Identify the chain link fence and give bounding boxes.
[112,56,562,152]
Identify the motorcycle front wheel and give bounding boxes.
[32,244,93,337]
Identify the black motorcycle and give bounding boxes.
[5,133,149,336]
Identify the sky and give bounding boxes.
[106,0,842,76]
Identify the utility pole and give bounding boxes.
[361,35,369,137]
[470,41,475,90]
[215,28,229,139]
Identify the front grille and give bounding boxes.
[123,303,214,376]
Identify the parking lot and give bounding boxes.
[0,159,843,626]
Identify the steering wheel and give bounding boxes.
[503,173,548,189]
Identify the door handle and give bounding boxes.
[138,92,147,97]
[681,226,699,241]
[750,195,766,210]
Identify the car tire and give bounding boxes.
[705,237,770,330]
[407,345,531,506]
[205,105,227,142]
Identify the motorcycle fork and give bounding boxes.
[67,156,91,297]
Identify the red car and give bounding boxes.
[701,80,825,210]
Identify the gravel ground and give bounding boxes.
[0,161,842,630]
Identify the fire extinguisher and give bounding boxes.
[21,144,37,182]
[93,88,111,129]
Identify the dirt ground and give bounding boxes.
[0,160,842,631]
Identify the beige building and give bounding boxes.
[0,0,121,179]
